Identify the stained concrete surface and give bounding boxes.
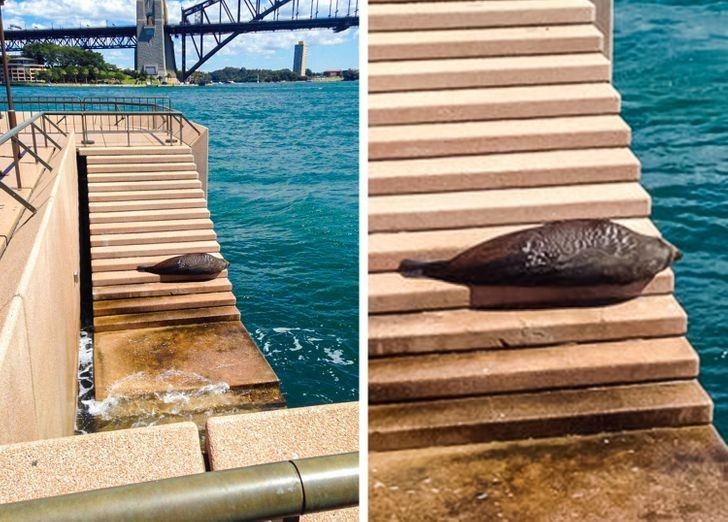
[370,426,728,521]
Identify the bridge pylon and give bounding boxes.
[135,0,177,83]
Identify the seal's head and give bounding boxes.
[641,236,681,275]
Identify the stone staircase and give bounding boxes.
[368,0,712,452]
[80,145,283,430]
[83,146,236,333]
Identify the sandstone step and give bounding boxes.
[91,229,217,247]
[369,217,657,273]
[93,291,237,317]
[370,115,631,160]
[80,146,191,156]
[88,189,204,202]
[89,198,207,213]
[87,162,198,174]
[88,179,202,193]
[90,218,213,235]
[370,337,698,403]
[369,182,650,233]
[369,269,673,314]
[369,380,713,451]
[370,83,620,126]
[369,294,686,357]
[88,171,199,183]
[86,154,195,164]
[91,252,224,273]
[369,148,640,196]
[94,305,241,332]
[370,24,603,61]
[89,208,210,224]
[92,269,228,287]
[370,0,595,32]
[91,239,220,261]
[92,278,232,301]
[370,53,611,93]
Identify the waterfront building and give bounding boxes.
[0,56,45,83]
[293,40,307,76]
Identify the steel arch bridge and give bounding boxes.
[4,0,358,80]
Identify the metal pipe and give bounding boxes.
[0,452,358,522]
[0,0,23,188]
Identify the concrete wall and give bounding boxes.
[187,123,209,197]
[590,0,614,62]
[0,134,81,444]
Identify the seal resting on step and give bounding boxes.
[399,219,681,287]
[137,253,230,276]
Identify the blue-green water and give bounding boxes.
[615,1,728,436]
[16,82,359,408]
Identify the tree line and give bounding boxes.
[21,43,148,84]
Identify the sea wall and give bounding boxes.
[0,134,81,444]
[186,122,209,196]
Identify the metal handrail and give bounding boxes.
[0,111,68,213]
[0,96,173,113]
[0,452,359,522]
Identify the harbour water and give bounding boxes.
[615,1,728,436]
[17,81,359,408]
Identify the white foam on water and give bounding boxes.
[324,347,355,366]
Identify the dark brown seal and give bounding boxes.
[138,253,230,276]
[399,219,681,286]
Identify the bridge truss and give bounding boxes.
[174,0,359,79]
[3,0,358,81]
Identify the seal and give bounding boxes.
[399,219,681,286]
[137,253,230,276]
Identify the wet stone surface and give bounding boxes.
[89,321,284,431]
[369,426,728,522]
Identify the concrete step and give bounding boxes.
[369,218,657,273]
[91,229,217,248]
[369,294,686,357]
[369,380,713,451]
[86,154,195,164]
[88,171,200,183]
[88,179,202,193]
[89,208,210,225]
[370,24,603,61]
[91,239,220,260]
[91,252,224,273]
[369,148,640,196]
[94,306,241,332]
[89,198,207,213]
[91,270,226,288]
[370,53,611,93]
[92,278,232,301]
[87,162,198,174]
[370,0,595,32]
[370,83,620,126]
[369,182,650,233]
[92,269,228,287]
[88,189,205,202]
[90,218,213,235]
[370,115,631,160]
[80,146,191,156]
[93,291,237,317]
[370,337,698,403]
[369,269,673,314]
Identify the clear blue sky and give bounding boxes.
[2,0,359,72]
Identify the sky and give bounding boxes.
[1,0,359,72]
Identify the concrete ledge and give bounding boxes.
[0,423,204,504]
[370,426,728,521]
[207,403,359,521]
